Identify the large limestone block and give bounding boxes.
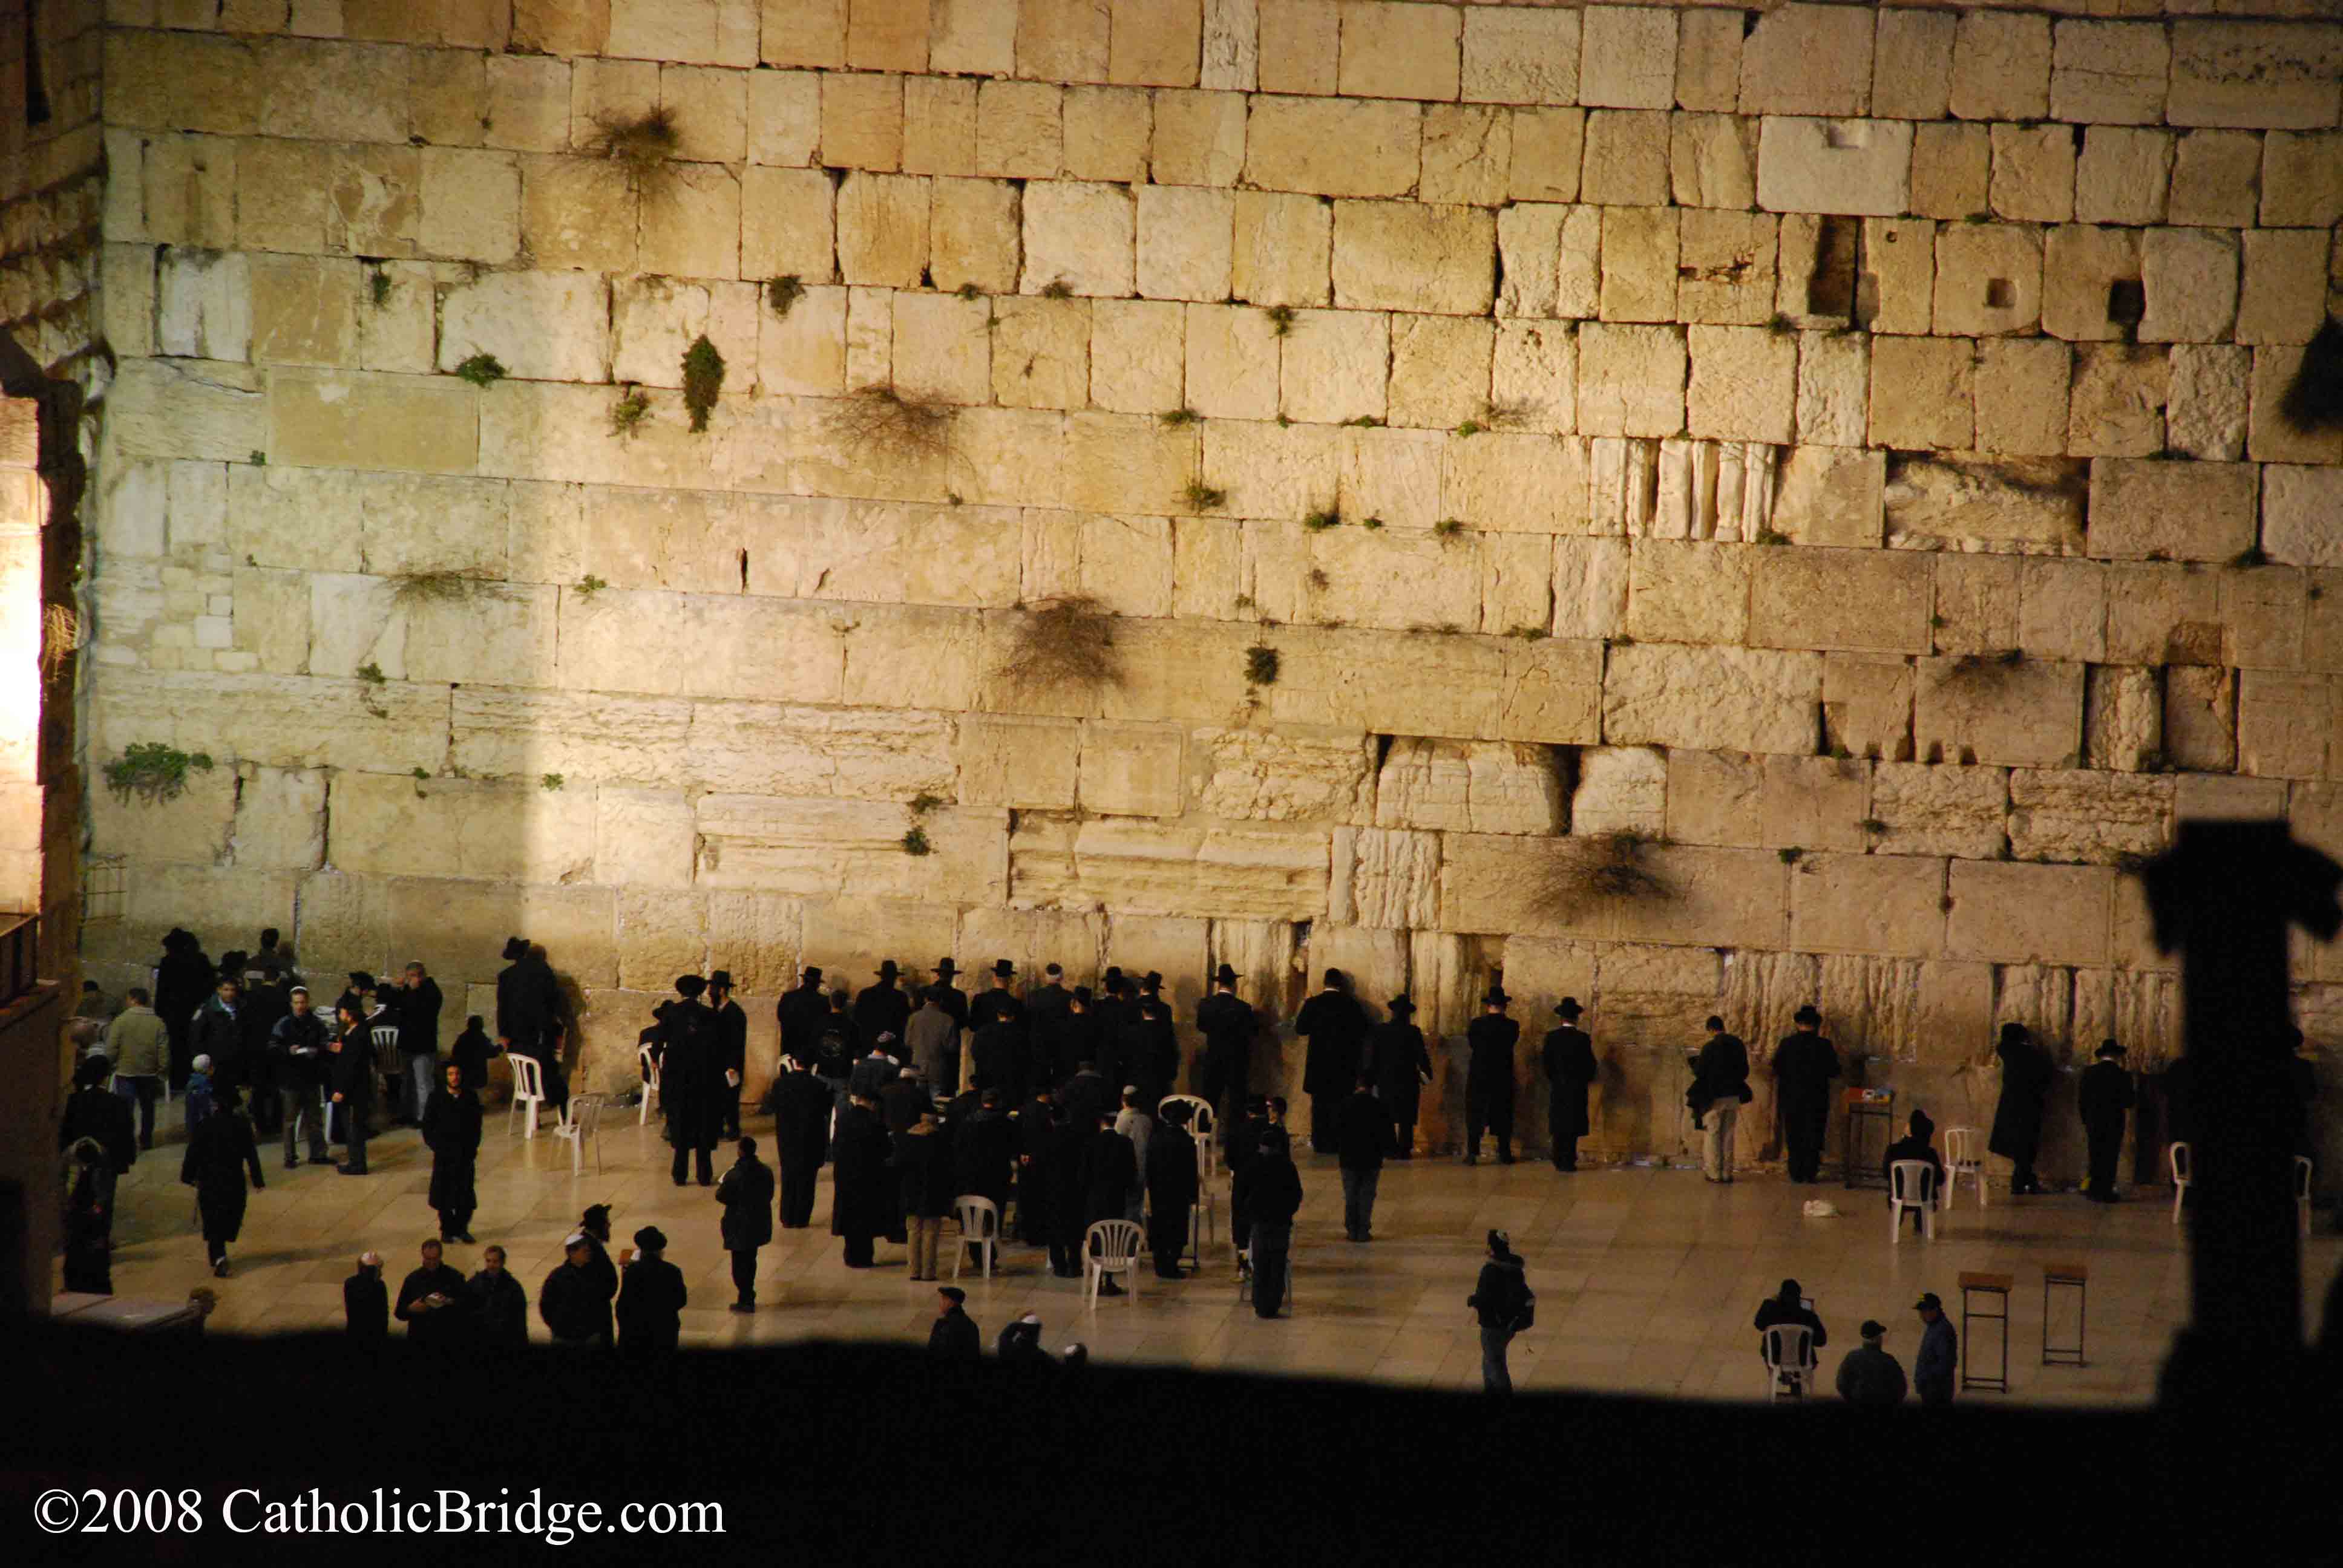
[1858,216,1935,336]
[2085,460,2258,564]
[1552,537,1628,641]
[1674,209,1774,325]
[2008,769,2171,866]
[1440,431,1586,534]
[1151,90,1247,187]
[1461,5,1578,106]
[1508,108,1585,204]
[1009,815,1329,919]
[1372,736,1564,835]
[1739,4,1873,119]
[1281,309,1389,426]
[1231,189,1332,306]
[269,369,478,475]
[593,785,697,889]
[2262,131,2343,228]
[2165,130,2259,229]
[1906,123,1987,222]
[2162,344,2247,466]
[1755,117,1912,217]
[2167,21,2343,131]
[2137,227,2239,345]
[2073,128,2173,227]
[1974,339,2074,456]
[156,250,252,363]
[104,359,266,464]
[1337,0,1458,101]
[2083,663,2165,773]
[1789,853,1947,958]
[1882,454,2085,554]
[2051,21,2168,126]
[1867,337,1972,452]
[698,794,1005,902]
[559,590,848,702]
[1327,826,1441,929]
[450,686,692,785]
[1821,653,1913,763]
[1489,321,1573,435]
[1748,548,1930,656]
[1625,538,1748,645]
[1670,113,1758,212]
[1330,201,1495,316]
[1440,835,1786,949]
[1192,726,1375,823]
[2266,468,2343,569]
[2017,558,2107,666]
[385,878,617,991]
[1244,95,1422,198]
[2237,229,2330,348]
[329,771,597,884]
[957,713,1081,808]
[1136,185,1234,302]
[1593,200,1674,319]
[517,483,736,597]
[1602,643,1821,755]
[437,270,608,385]
[1076,721,1184,817]
[975,79,1063,177]
[1931,554,2020,656]
[1988,123,2074,224]
[93,669,450,776]
[1774,447,1884,548]
[690,702,955,800]
[87,760,237,868]
[1567,745,1664,838]
[991,296,1090,410]
[1951,13,2051,123]
[2250,347,2343,466]
[2237,671,2335,779]
[615,889,712,995]
[1582,109,1671,207]
[1946,860,2112,967]
[1932,223,2040,338]
[1913,656,2085,769]
[1576,323,1685,440]
[1089,298,1184,414]
[1577,5,1674,111]
[1303,525,1473,631]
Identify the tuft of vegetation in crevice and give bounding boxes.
[356,661,387,685]
[368,268,393,309]
[1434,519,1466,540]
[1302,506,1341,531]
[681,335,726,433]
[908,792,945,816]
[902,826,934,857]
[765,275,805,316]
[589,105,680,197]
[103,742,215,805]
[609,386,652,439]
[996,595,1124,695]
[1754,528,1790,546]
[831,384,955,461]
[1944,648,2026,688]
[452,353,506,388]
[248,451,267,466]
[1858,817,1889,836]
[540,773,565,791]
[1263,305,1296,336]
[1039,278,1073,299]
[1245,643,1281,687]
[1159,407,1199,426]
[1535,829,1674,916]
[575,574,609,598]
[1506,624,1549,640]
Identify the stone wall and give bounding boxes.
[82,1,2343,1184]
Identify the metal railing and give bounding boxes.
[0,911,39,1010]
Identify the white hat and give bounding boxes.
[191,1054,212,1073]
[358,1250,382,1267]
[563,1230,591,1249]
[1017,1312,1041,1325]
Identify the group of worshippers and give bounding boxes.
[1754,1278,1961,1406]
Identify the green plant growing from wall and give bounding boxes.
[453,353,506,388]
[1778,846,1804,864]
[248,451,266,466]
[1754,529,1791,546]
[1302,507,1341,531]
[392,569,488,607]
[369,269,393,308]
[1506,625,1548,640]
[1245,644,1280,687]
[832,384,955,461]
[1040,278,1073,299]
[681,335,725,433]
[765,275,805,316]
[589,105,680,196]
[1434,519,1465,540]
[996,595,1124,696]
[103,743,214,805]
[1159,407,1199,426]
[1182,480,1225,511]
[609,386,652,439]
[902,826,934,856]
[541,773,565,791]
[411,766,431,780]
[575,575,609,598]
[356,662,386,685]
[1453,419,1484,437]
[908,792,945,815]
[1263,305,1296,336]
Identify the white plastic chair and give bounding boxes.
[638,1045,661,1126]
[953,1195,1000,1280]
[2169,1140,2192,1224]
[1761,1322,1817,1400]
[2296,1155,2315,1238]
[508,1053,548,1138]
[1192,1180,1218,1252]
[1889,1160,1939,1243]
[553,1092,605,1175]
[1160,1094,1216,1179]
[1083,1218,1144,1307]
[1944,1126,1987,1210]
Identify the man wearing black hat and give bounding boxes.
[1913,1292,1958,1405]
[929,1285,980,1357]
[1542,998,1598,1172]
[929,958,969,1035]
[1297,970,1371,1154]
[971,959,1024,1031]
[1836,1320,1907,1406]
[1029,963,1072,1030]
[969,997,1027,1106]
[1147,1100,1201,1277]
[776,965,831,1070]
[1369,997,1432,1160]
[813,989,862,1108]
[1753,1278,1827,1392]
[855,960,912,1049]
[1772,1005,1841,1184]
[615,1226,687,1360]
[2079,1039,2136,1203]
[1123,993,1179,1110]
[1989,1021,2053,1196]
[707,970,748,1140]
[1195,964,1255,1135]
[1225,1096,1270,1266]
[495,936,569,1114]
[1091,969,1133,1075]
[1464,987,1520,1165]
[716,1136,775,1311]
[658,975,724,1187]
[772,1054,831,1229]
[1334,1072,1397,1241]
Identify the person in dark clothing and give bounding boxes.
[970,959,1024,1034]
[830,1094,893,1267]
[997,1312,1049,1366]
[154,927,214,1091]
[1124,996,1181,1111]
[1226,1097,1274,1266]
[1543,997,1598,1172]
[180,1086,263,1275]
[1883,1109,1946,1230]
[495,936,569,1114]
[1194,964,1256,1137]
[1014,1085,1063,1250]
[715,1137,776,1310]
[850,1035,905,1104]
[1772,1006,1841,1183]
[1059,1059,1113,1134]
[1464,988,1520,1165]
[892,1109,957,1281]
[61,1137,116,1295]
[1334,1073,1397,1241]
[422,1062,482,1242]
[449,1014,493,1094]
[658,976,724,1187]
[1233,1126,1303,1317]
[394,1238,470,1346]
[772,1056,830,1229]
[1033,987,1092,1089]
[1147,1100,1201,1278]
[854,960,913,1054]
[189,976,255,1106]
[345,1252,388,1340]
[954,1087,1016,1212]
[576,1204,620,1342]
[776,965,832,1071]
[1467,1229,1533,1395]
[928,958,970,1037]
[1029,964,1072,1029]
[1689,1016,1752,1182]
[968,1016,1025,1108]
[1296,971,1371,1154]
[1091,969,1132,1056]
[706,970,748,1140]
[327,1002,375,1175]
[393,961,445,1126]
[1990,1021,2054,1195]
[467,1246,528,1347]
[1914,1292,1958,1405]
[2288,1027,2318,1160]
[1043,1108,1090,1279]
[1369,996,1433,1160]
[60,1056,135,1175]
[929,1285,980,1358]
[881,1066,930,1135]
[1754,1278,1828,1393]
[2079,1040,2137,1202]
[1837,1320,1908,1406]
[1076,1112,1139,1295]
[269,987,331,1168]
[615,1226,687,1361]
[540,1233,614,1348]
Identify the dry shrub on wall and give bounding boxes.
[1532,830,1674,919]
[390,569,490,607]
[830,384,955,462]
[995,595,1124,696]
[589,105,680,197]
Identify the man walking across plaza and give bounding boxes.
[1334,1071,1396,1242]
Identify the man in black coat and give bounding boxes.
[830,1094,893,1267]
[1296,970,1371,1154]
[154,927,214,1091]
[467,1246,528,1347]
[1124,996,1180,1111]
[1464,988,1520,1165]
[658,976,724,1186]
[881,1066,929,1134]
[269,987,332,1169]
[189,975,257,1103]
[1990,1021,2053,1196]
[954,1089,1015,1209]
[716,1135,776,1311]
[1369,997,1432,1160]
[969,1015,1026,1107]
[421,1061,482,1242]
[776,965,831,1070]
[1059,1057,1113,1133]
[1041,1107,1089,1278]
[393,1238,470,1347]
[327,1003,375,1175]
[772,1056,830,1229]
[1090,970,1133,1070]
[707,970,749,1140]
[854,960,912,1050]
[1542,997,1598,1173]
[1233,1126,1303,1317]
[615,1226,687,1360]
[927,958,969,1036]
[393,961,444,1127]
[1014,1083,1061,1249]
[970,959,1024,1033]
[59,1056,135,1175]
[1028,964,1072,1030]
[540,1232,613,1348]
[929,1285,981,1357]
[1146,1100,1201,1278]
[1226,1096,1270,1261]
[1883,1109,1947,1231]
[1194,964,1256,1137]
[1772,1006,1841,1183]
[496,936,569,1113]
[2079,1040,2136,1203]
[1077,1113,1138,1241]
[1334,1072,1397,1241]
[1690,1016,1751,1182]
[345,1252,388,1340]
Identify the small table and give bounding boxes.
[1958,1270,2013,1393]
[2042,1261,2089,1367]
[1843,1089,1895,1190]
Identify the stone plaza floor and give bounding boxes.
[85,1103,2343,1405]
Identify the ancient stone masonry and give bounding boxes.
[76,2,2343,1186]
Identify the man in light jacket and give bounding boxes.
[106,988,170,1151]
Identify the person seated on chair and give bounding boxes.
[1835,1319,1907,1406]
[1752,1278,1827,1387]
[1881,1109,1947,1231]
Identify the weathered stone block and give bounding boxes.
[1792,333,1867,449]
[1063,84,1150,181]
[1951,12,2051,123]
[1933,223,2040,338]
[2016,558,2107,666]
[1509,109,1584,204]
[1109,0,1200,87]
[2040,226,2138,344]
[2065,345,2168,459]
[2238,671,2334,779]
[1757,117,1912,217]
[1988,123,2074,223]
[1011,815,1328,920]
[1686,326,1794,445]
[1769,448,1881,552]
[2261,131,2343,228]
[1867,762,2007,858]
[2086,460,2258,564]
[1749,547,1930,656]
[2011,768,2170,867]
[2169,130,2263,229]
[1789,853,1947,958]
[438,270,608,385]
[1461,5,1578,106]
[1577,323,1685,440]
[1739,4,1873,119]
[1419,104,1513,207]
[1625,539,1748,645]
[1337,1,1458,102]
[2237,229,2330,348]
[2074,128,2171,227]
[1440,432,1585,534]
[2168,21,2343,131]
[1150,88,1246,188]
[958,713,1081,808]
[2134,227,2240,346]
[1244,94,1422,198]
[835,171,930,287]
[1602,642,1820,755]
[1018,179,1132,296]
[991,296,1090,410]
[1577,4,1674,111]
[1906,122,1987,222]
[2163,665,2238,775]
[1914,656,2085,769]
[1329,200,1493,317]
[2051,21,2168,126]
[1867,336,1972,451]
[1946,860,2111,967]
[270,370,478,475]
[1883,452,2086,555]
[1280,309,1388,426]
[2266,467,2343,570]
[1194,727,1375,823]
[1974,339,2073,458]
[1566,745,1664,837]
[1552,537,1628,641]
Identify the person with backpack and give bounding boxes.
[1467,1229,1534,1395]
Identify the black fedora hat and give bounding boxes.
[1213,962,1239,985]
[991,959,1015,978]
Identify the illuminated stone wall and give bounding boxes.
[82,1,2343,1181]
